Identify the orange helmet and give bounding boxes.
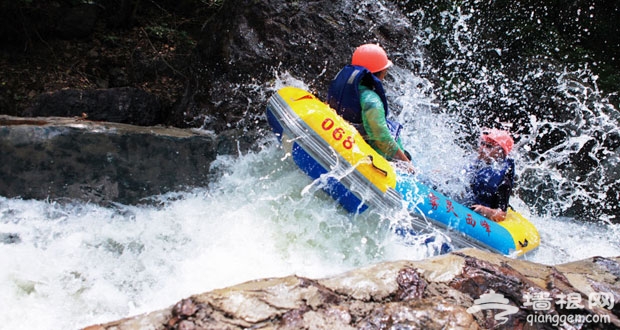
[481,128,514,155]
[351,44,393,73]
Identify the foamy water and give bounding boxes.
[1,137,619,329]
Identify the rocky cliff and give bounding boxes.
[83,248,619,329]
[1,115,219,204]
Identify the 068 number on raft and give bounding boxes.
[321,118,355,149]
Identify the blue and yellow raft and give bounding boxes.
[266,86,540,256]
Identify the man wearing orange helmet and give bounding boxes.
[327,44,411,163]
[467,128,516,221]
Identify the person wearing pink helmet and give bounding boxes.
[327,44,412,164]
[467,128,516,221]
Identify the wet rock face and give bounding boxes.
[87,249,620,330]
[0,115,219,205]
[4,0,420,132]
[188,0,419,131]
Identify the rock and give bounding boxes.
[84,249,620,329]
[172,299,198,318]
[0,115,218,205]
[178,0,421,130]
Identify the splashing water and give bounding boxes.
[1,134,618,329]
[402,0,620,222]
[0,142,439,329]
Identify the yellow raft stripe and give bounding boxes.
[497,209,541,255]
[277,87,396,193]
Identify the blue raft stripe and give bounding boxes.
[291,142,368,213]
[396,178,516,254]
[268,99,369,213]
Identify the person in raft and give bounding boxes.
[465,128,515,222]
[327,43,412,165]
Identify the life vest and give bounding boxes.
[470,158,515,209]
[327,65,402,139]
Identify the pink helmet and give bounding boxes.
[482,128,514,155]
[351,44,393,73]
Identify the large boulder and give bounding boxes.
[0,115,228,205]
[84,248,620,329]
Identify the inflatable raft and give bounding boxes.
[265,86,540,256]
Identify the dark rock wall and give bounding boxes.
[26,88,164,126]
[187,0,419,131]
[0,116,218,205]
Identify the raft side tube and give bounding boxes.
[266,87,402,212]
[396,173,540,256]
